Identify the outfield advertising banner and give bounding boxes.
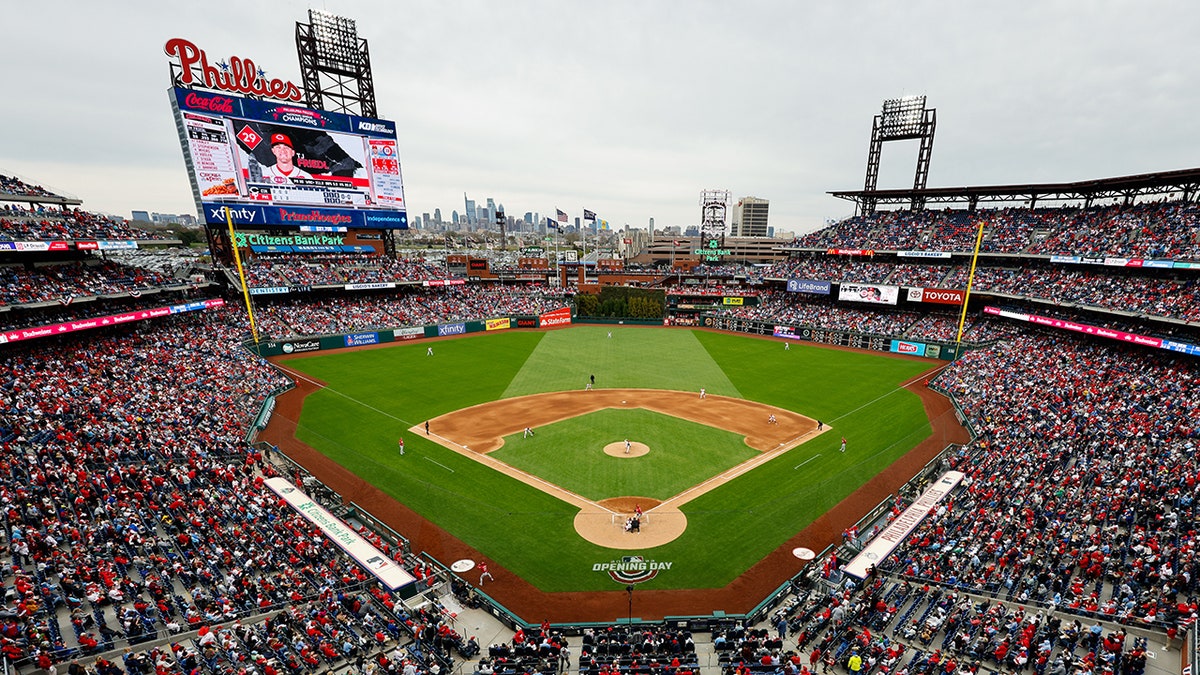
[843,471,964,580]
[773,326,803,340]
[485,318,511,331]
[890,340,925,356]
[897,250,951,259]
[539,307,572,327]
[281,339,321,354]
[438,322,466,336]
[344,332,380,347]
[722,297,744,306]
[264,477,416,591]
[393,327,424,341]
[786,279,831,295]
[839,283,899,306]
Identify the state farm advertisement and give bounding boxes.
[539,307,572,327]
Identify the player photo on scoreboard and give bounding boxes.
[230,121,374,207]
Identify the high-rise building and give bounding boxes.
[734,197,770,237]
[463,193,477,225]
[422,213,431,229]
[485,198,497,228]
[434,208,442,224]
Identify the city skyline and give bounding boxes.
[1,1,1197,234]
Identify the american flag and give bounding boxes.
[556,209,568,222]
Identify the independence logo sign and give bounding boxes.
[593,555,673,584]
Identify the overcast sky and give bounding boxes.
[2,1,1197,234]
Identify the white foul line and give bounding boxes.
[793,454,821,470]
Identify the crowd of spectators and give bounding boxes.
[874,332,1199,634]
[0,206,164,241]
[0,261,176,307]
[240,255,447,288]
[254,286,566,338]
[791,201,1200,260]
[0,308,473,675]
[0,174,65,199]
[756,255,1200,324]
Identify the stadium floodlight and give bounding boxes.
[296,9,378,117]
[309,10,360,70]
[861,95,937,214]
[879,95,928,140]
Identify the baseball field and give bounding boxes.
[265,325,964,621]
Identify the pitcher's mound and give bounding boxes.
[604,441,649,458]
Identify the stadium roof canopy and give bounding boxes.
[830,167,1200,211]
[0,192,83,207]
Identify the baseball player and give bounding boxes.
[426,346,434,356]
[262,133,313,183]
[840,437,847,453]
[624,438,631,454]
[524,426,535,438]
[478,562,493,585]
[768,414,777,425]
[699,388,706,399]
[397,438,405,455]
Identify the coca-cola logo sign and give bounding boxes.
[184,92,234,114]
[166,37,303,102]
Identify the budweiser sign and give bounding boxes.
[166,37,303,102]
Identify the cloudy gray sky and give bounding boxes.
[2,1,1196,234]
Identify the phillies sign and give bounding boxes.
[166,37,303,102]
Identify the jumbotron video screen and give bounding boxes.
[171,86,407,229]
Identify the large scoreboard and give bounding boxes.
[171,87,407,229]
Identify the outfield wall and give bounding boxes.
[698,313,960,360]
[246,307,573,357]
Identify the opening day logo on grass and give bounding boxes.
[593,556,673,584]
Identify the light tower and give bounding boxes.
[699,189,731,247]
[861,95,936,214]
[295,9,378,117]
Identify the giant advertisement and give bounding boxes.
[838,283,899,306]
[172,87,407,229]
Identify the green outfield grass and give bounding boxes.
[284,326,936,591]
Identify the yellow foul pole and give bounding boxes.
[953,218,986,360]
[225,207,260,344]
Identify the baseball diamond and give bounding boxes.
[261,325,967,622]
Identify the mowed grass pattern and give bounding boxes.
[504,326,741,398]
[491,409,758,501]
[287,327,937,591]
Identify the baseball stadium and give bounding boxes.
[0,8,1197,675]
